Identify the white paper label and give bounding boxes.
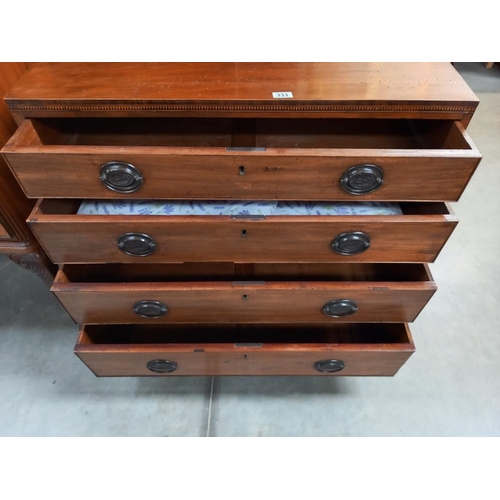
[272,91,293,98]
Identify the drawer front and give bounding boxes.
[53,282,435,325]
[75,324,415,377]
[3,119,481,202]
[6,152,480,202]
[30,202,458,264]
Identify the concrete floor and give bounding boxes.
[0,62,499,436]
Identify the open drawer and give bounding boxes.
[2,117,481,201]
[29,199,458,264]
[53,262,436,324]
[75,323,416,377]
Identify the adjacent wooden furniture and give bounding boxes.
[0,63,55,284]
[1,63,482,377]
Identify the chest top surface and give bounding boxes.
[5,62,478,119]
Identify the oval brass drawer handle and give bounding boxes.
[133,300,168,318]
[100,161,144,193]
[340,164,384,195]
[146,359,178,373]
[314,359,345,373]
[331,231,370,255]
[323,299,358,317]
[117,233,157,257]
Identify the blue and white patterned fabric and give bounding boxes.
[78,200,402,216]
[273,201,403,216]
[78,200,278,216]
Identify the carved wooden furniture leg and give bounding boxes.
[10,249,57,286]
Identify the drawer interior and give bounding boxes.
[28,117,473,150]
[33,199,453,217]
[76,200,404,216]
[79,323,413,346]
[59,262,432,283]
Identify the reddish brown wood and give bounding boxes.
[0,63,483,378]
[5,63,478,121]
[60,262,432,282]
[28,200,458,264]
[0,63,55,284]
[3,119,481,202]
[52,263,436,324]
[0,63,36,248]
[10,249,57,285]
[74,323,415,376]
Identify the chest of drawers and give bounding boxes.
[1,62,481,377]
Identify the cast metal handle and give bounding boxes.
[100,161,144,193]
[323,299,358,317]
[117,233,157,257]
[331,231,370,255]
[314,360,345,373]
[133,300,168,318]
[146,359,178,373]
[340,164,384,195]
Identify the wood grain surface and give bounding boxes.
[53,263,435,324]
[5,63,478,121]
[75,323,415,376]
[29,200,458,264]
[0,63,36,250]
[1,63,484,379]
[3,119,481,202]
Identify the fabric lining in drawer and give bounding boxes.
[77,200,403,216]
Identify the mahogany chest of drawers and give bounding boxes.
[1,63,481,377]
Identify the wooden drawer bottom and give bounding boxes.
[75,324,415,377]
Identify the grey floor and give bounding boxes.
[1,62,499,437]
